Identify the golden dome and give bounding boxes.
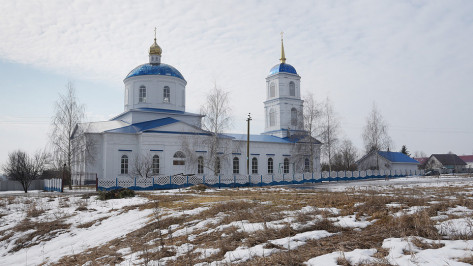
[149,38,162,56]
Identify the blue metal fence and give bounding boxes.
[97,169,424,191]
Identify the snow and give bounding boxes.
[436,218,473,238]
[383,237,473,265]
[305,248,377,265]
[331,214,373,228]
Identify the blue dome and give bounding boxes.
[269,63,297,75]
[125,63,185,81]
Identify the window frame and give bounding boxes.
[197,156,204,174]
[267,157,273,174]
[304,157,310,173]
[291,108,298,126]
[289,81,295,96]
[251,157,258,174]
[283,158,290,174]
[233,157,240,174]
[139,85,147,103]
[163,86,170,103]
[173,151,186,166]
[152,155,160,174]
[121,155,129,174]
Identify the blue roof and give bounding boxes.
[378,151,419,164]
[125,63,185,81]
[133,107,185,114]
[269,63,297,75]
[106,117,179,134]
[225,133,293,143]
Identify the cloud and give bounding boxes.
[0,0,473,163]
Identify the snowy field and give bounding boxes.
[1,175,473,265]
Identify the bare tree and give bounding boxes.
[332,139,358,171]
[292,93,322,172]
[320,97,340,172]
[130,153,154,178]
[414,151,427,158]
[3,150,49,193]
[197,84,232,174]
[362,103,392,170]
[50,82,85,189]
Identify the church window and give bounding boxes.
[304,157,310,172]
[173,151,186,165]
[291,108,298,126]
[152,155,160,174]
[252,157,258,174]
[289,81,295,96]
[163,86,170,103]
[215,157,221,174]
[139,86,146,103]
[283,158,290,174]
[270,82,275,98]
[197,156,204,174]
[121,155,128,174]
[269,108,276,127]
[233,157,239,174]
[267,158,273,174]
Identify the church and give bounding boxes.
[72,33,321,181]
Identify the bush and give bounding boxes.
[98,188,135,200]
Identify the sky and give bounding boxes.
[0,0,472,166]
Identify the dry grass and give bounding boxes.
[4,180,473,265]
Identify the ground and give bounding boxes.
[1,176,473,265]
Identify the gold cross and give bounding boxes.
[281,31,284,41]
[154,27,157,40]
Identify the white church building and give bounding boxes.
[72,34,321,181]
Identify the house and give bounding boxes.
[424,154,466,172]
[459,155,473,171]
[71,34,322,180]
[356,151,419,171]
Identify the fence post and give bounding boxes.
[218,175,221,189]
[272,174,274,184]
[187,175,189,186]
[234,175,236,186]
[95,175,98,192]
[293,173,295,184]
[169,176,172,186]
[115,178,118,189]
[248,175,251,187]
[134,177,137,187]
[153,177,155,190]
[260,175,263,187]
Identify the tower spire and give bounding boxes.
[149,27,162,64]
[280,32,286,64]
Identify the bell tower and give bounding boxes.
[263,33,304,138]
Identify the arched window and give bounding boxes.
[291,108,298,126]
[270,82,275,98]
[304,158,310,172]
[267,158,273,174]
[121,155,128,174]
[269,108,276,127]
[163,86,170,103]
[233,157,239,174]
[173,151,186,165]
[197,156,204,174]
[152,155,160,174]
[139,85,146,103]
[215,157,221,174]
[289,81,295,96]
[283,158,290,174]
[252,157,258,174]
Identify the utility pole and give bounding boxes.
[246,113,252,175]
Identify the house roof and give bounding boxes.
[414,157,429,165]
[459,155,473,163]
[431,154,467,166]
[378,151,419,164]
[105,117,180,133]
[225,133,293,144]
